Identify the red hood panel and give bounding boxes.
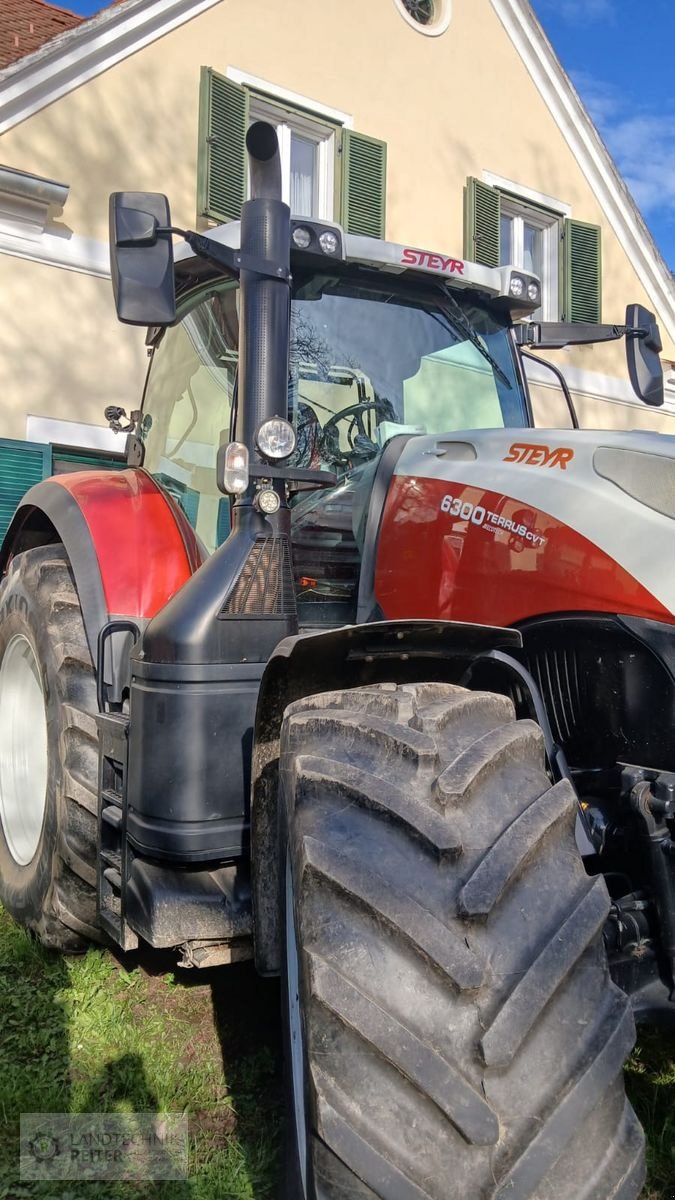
[375,474,672,626]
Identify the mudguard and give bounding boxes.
[0,468,203,663]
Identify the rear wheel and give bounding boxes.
[279,682,645,1200]
[0,545,101,950]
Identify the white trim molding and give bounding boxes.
[0,166,68,240]
[226,68,353,129]
[26,415,125,451]
[492,0,675,345]
[0,228,109,276]
[0,0,223,134]
[482,171,571,218]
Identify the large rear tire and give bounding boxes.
[279,682,645,1200]
[0,545,101,950]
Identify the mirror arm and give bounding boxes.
[178,229,291,284]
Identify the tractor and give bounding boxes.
[0,121,673,1199]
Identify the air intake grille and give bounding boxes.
[526,647,584,747]
[220,536,296,618]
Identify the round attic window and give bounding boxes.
[394,0,451,36]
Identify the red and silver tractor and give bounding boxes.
[0,122,672,1199]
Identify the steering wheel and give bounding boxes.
[319,400,391,467]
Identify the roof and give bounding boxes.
[0,0,83,69]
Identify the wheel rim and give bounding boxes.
[0,634,49,865]
[286,847,308,1196]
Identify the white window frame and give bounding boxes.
[483,173,571,323]
[227,68,353,223]
[248,94,336,220]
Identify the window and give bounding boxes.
[394,0,452,35]
[197,68,387,237]
[141,283,239,554]
[248,95,336,220]
[499,196,560,321]
[464,176,602,324]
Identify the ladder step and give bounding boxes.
[101,787,123,808]
[103,867,122,890]
[101,805,123,829]
[100,848,121,870]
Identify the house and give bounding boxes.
[0,0,674,512]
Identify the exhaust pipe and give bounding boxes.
[125,123,295,867]
[236,122,290,452]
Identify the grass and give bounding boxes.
[625,1028,675,1199]
[0,904,673,1199]
[0,907,281,1198]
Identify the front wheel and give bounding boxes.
[279,682,645,1200]
[0,545,101,950]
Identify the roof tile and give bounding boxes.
[0,0,84,69]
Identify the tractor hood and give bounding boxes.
[374,427,675,627]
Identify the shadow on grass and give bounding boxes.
[0,907,282,1199]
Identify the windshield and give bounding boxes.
[288,272,526,472]
[139,272,527,551]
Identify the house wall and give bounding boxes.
[1,0,675,439]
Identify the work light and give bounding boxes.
[256,417,296,461]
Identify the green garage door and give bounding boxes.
[0,439,126,544]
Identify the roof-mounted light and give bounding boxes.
[292,226,311,249]
[290,220,345,260]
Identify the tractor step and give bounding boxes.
[96,712,138,951]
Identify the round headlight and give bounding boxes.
[257,487,281,515]
[256,417,296,461]
[509,275,525,298]
[319,231,339,255]
[527,281,540,302]
[292,226,311,249]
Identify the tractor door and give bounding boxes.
[139,280,240,555]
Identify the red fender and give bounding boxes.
[1,470,205,659]
[53,469,203,618]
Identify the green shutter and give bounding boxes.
[0,439,52,542]
[463,177,500,267]
[197,68,248,223]
[340,130,387,238]
[562,218,602,323]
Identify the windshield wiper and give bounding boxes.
[439,291,512,390]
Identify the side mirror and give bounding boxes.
[109,192,176,326]
[625,303,664,407]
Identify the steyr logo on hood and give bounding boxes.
[504,442,574,469]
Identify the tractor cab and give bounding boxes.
[135,218,536,622]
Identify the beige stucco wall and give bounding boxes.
[1,0,675,438]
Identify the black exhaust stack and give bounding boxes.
[236,122,290,449]
[123,124,295,866]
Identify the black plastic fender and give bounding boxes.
[250,618,522,975]
[0,481,109,665]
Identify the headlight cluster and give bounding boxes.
[291,221,343,257]
[509,272,540,306]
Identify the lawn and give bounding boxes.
[0,904,673,1199]
[0,907,281,1198]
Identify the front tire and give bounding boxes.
[279,682,645,1200]
[0,545,101,950]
